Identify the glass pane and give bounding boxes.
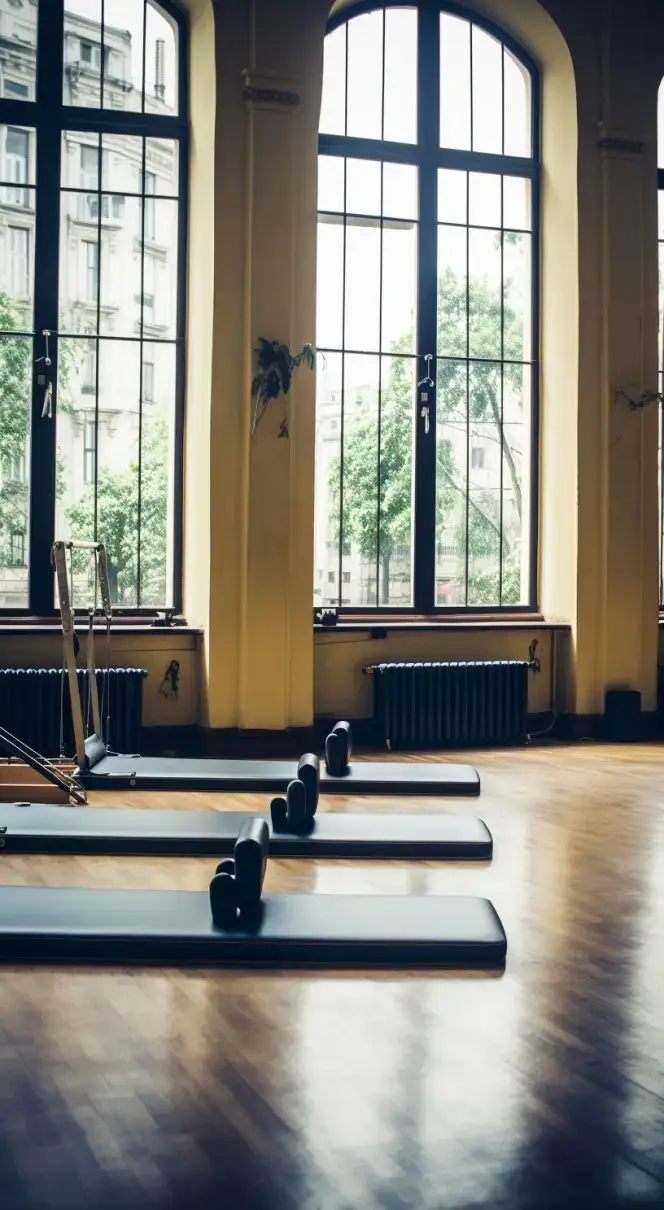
[346,158,380,217]
[0,131,35,326]
[504,48,531,158]
[316,219,344,349]
[61,131,99,190]
[320,24,346,136]
[379,355,414,605]
[347,11,383,140]
[438,169,467,225]
[472,26,503,154]
[345,220,380,352]
[314,352,342,607]
[383,163,417,221]
[503,232,532,361]
[1,126,36,186]
[437,225,468,358]
[382,221,417,354]
[502,362,530,605]
[101,133,143,193]
[503,176,531,231]
[59,193,99,333]
[144,139,179,196]
[318,156,345,213]
[103,0,143,113]
[100,195,142,337]
[95,339,140,604]
[140,341,175,606]
[57,340,141,607]
[469,172,501,228]
[341,352,380,605]
[0,334,32,608]
[0,0,37,102]
[0,218,34,324]
[436,357,468,606]
[383,7,417,144]
[468,228,502,358]
[142,198,178,338]
[63,0,102,108]
[467,361,501,605]
[440,15,471,151]
[145,0,178,116]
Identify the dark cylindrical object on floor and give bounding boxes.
[297,753,320,820]
[234,816,269,910]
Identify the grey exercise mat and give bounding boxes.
[0,886,507,968]
[79,754,480,796]
[0,804,492,859]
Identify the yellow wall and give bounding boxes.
[181,0,663,729]
[2,0,664,735]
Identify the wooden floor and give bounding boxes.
[1,744,664,1209]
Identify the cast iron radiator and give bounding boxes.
[0,668,147,758]
[369,660,529,750]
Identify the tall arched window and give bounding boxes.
[0,0,187,613]
[314,3,539,612]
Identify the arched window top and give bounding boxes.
[321,4,536,161]
[62,0,185,118]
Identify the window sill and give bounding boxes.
[0,619,202,637]
[314,615,570,635]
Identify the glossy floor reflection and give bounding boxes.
[0,743,663,1208]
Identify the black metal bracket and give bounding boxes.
[528,639,541,673]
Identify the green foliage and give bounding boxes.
[252,338,316,436]
[67,419,169,606]
[328,254,527,607]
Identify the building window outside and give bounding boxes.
[7,225,28,296]
[83,239,98,303]
[9,530,25,567]
[83,415,96,485]
[143,359,155,401]
[5,126,29,206]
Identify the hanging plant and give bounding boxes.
[251,338,316,438]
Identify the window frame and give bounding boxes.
[659,153,664,608]
[317,0,541,616]
[0,0,188,618]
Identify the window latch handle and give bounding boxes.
[417,352,434,390]
[420,405,430,435]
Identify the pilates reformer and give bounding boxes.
[0,816,506,968]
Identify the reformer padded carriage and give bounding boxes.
[0,752,492,858]
[0,818,506,968]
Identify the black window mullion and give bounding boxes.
[137,136,147,607]
[529,164,542,609]
[28,0,64,614]
[171,126,189,615]
[413,3,438,613]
